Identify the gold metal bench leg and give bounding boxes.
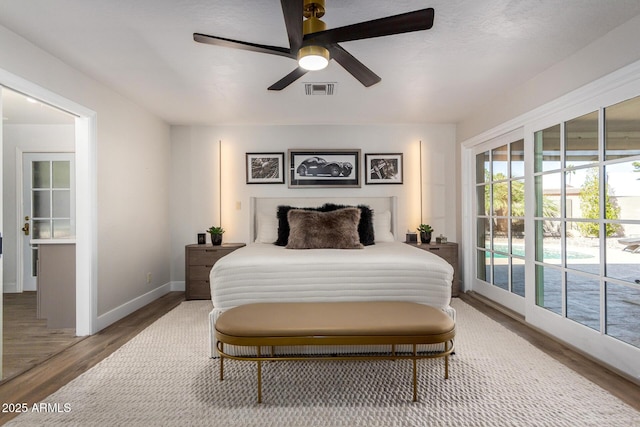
[412,344,418,402]
[444,340,449,379]
[220,342,224,381]
[257,346,262,403]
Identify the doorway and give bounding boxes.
[0,69,97,381]
[2,88,79,380]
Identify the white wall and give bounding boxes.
[0,24,171,321]
[2,124,75,292]
[170,124,457,282]
[457,13,640,142]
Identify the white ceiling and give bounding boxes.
[2,0,640,126]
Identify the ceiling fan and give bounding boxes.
[193,0,434,91]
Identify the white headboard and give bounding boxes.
[250,196,398,243]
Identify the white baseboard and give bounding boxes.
[3,282,18,293]
[96,282,175,331]
[171,280,185,291]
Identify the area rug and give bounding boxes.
[8,299,639,426]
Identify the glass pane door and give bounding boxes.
[32,159,72,239]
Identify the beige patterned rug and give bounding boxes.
[8,299,640,426]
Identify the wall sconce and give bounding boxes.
[218,139,222,227]
[419,140,423,224]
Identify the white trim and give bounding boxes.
[15,147,23,294]
[96,282,174,331]
[0,68,98,336]
[171,281,185,292]
[0,86,3,378]
[3,282,17,293]
[460,146,475,295]
[74,115,97,335]
[30,239,77,244]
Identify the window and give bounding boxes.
[32,159,73,239]
[534,96,640,347]
[475,139,525,297]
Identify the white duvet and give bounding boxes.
[208,242,455,357]
[211,242,453,310]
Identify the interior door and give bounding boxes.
[21,153,75,291]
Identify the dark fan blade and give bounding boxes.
[328,44,381,87]
[268,67,309,91]
[193,33,295,59]
[304,8,434,45]
[280,0,303,52]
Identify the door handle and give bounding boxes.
[22,216,30,236]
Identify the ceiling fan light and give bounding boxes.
[298,45,329,71]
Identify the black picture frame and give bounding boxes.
[365,153,403,184]
[246,152,285,184]
[288,149,361,188]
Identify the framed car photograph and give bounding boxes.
[246,152,285,184]
[365,153,403,184]
[289,149,361,188]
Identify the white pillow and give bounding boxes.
[374,210,395,242]
[255,212,278,243]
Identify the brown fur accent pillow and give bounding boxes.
[286,208,364,249]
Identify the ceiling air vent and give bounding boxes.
[304,83,336,96]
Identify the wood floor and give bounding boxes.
[0,291,184,425]
[0,291,637,425]
[3,292,85,381]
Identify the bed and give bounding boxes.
[208,196,455,356]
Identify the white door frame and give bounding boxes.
[0,86,4,377]
[1,68,98,336]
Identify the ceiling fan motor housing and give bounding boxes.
[303,0,325,19]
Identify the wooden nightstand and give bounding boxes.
[185,243,245,300]
[405,242,460,297]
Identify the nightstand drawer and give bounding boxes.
[189,249,227,266]
[188,280,211,299]
[185,243,245,300]
[422,246,455,262]
[189,265,213,281]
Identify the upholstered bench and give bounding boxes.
[214,301,455,402]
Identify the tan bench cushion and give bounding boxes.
[215,301,454,341]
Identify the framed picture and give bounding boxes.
[246,152,285,184]
[365,153,403,184]
[289,149,361,188]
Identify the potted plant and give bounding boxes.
[207,226,225,246]
[417,224,433,244]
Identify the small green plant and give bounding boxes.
[417,224,433,233]
[207,226,225,235]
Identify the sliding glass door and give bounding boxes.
[474,134,526,312]
[473,95,640,355]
